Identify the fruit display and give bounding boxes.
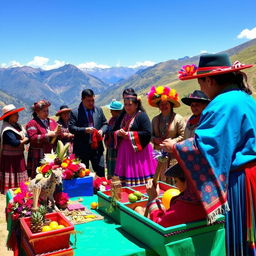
[41,221,66,232]
[128,191,144,203]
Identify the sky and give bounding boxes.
[0,0,256,70]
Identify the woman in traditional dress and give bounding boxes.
[56,105,74,153]
[160,54,256,256]
[148,86,185,182]
[104,99,123,179]
[113,88,157,186]
[26,100,61,178]
[0,104,28,194]
[181,90,210,139]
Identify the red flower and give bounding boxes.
[68,164,79,172]
[12,213,20,221]
[63,170,73,179]
[41,164,51,174]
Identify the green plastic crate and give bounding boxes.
[97,187,148,223]
[119,201,226,256]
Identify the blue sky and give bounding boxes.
[0,0,255,69]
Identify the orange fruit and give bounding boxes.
[79,169,86,178]
[84,169,90,176]
[42,226,52,232]
[90,202,98,209]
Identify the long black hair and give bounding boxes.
[210,71,252,95]
[113,88,145,130]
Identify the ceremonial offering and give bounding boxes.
[20,212,74,254]
[62,207,103,225]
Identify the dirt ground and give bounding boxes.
[0,193,13,256]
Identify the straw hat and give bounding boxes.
[0,104,25,121]
[56,105,72,116]
[178,53,253,80]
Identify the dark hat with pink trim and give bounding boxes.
[178,53,253,80]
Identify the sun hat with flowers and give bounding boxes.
[147,85,180,108]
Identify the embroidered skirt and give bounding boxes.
[0,154,28,194]
[114,139,157,186]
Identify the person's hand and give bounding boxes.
[117,129,128,139]
[98,130,103,136]
[68,133,74,139]
[134,206,145,215]
[56,125,62,135]
[21,137,29,144]
[159,138,175,152]
[146,179,159,201]
[153,137,163,145]
[47,131,56,138]
[85,127,95,134]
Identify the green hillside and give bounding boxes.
[102,43,256,121]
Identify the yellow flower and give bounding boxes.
[14,188,21,194]
[156,86,164,95]
[169,89,176,98]
[61,162,68,168]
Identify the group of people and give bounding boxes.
[0,53,255,255]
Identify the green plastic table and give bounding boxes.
[6,192,157,256]
[70,195,157,256]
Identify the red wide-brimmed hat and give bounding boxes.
[178,54,253,80]
[55,105,71,116]
[0,104,25,121]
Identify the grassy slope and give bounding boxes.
[102,44,256,120]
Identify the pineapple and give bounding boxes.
[30,211,44,233]
[38,205,47,221]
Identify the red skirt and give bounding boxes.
[0,154,28,194]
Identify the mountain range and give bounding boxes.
[0,38,256,123]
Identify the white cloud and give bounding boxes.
[0,63,7,68]
[77,62,110,70]
[200,50,208,54]
[237,27,256,39]
[128,61,155,68]
[26,56,65,70]
[27,56,49,67]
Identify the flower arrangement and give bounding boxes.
[36,153,90,180]
[147,86,180,108]
[7,182,33,220]
[35,141,90,180]
[178,64,198,79]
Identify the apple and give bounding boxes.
[128,193,138,203]
[133,191,143,200]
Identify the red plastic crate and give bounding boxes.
[21,235,74,255]
[20,212,74,254]
[101,187,136,203]
[130,181,176,196]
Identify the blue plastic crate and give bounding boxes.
[62,176,93,197]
